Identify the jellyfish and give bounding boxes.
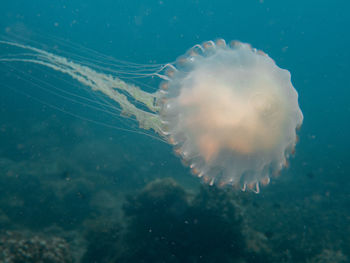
[0,39,303,193]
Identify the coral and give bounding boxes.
[0,231,72,263]
[121,178,245,263]
[81,219,122,263]
[307,249,348,263]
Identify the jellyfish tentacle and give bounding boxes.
[0,40,164,135]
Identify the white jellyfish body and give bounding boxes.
[159,40,303,192]
[0,39,303,193]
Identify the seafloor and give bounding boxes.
[0,113,348,263]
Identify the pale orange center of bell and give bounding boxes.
[178,78,284,161]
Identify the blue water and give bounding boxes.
[0,0,349,262]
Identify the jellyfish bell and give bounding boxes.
[159,39,303,193]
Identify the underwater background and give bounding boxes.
[0,0,349,262]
